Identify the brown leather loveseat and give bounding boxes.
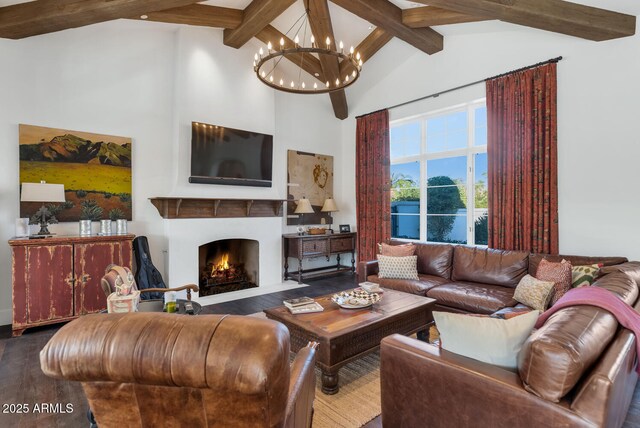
[40,313,317,428]
[358,241,628,315]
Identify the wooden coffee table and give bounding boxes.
[264,288,435,394]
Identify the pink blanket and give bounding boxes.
[535,286,640,373]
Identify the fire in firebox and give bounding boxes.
[201,253,250,291]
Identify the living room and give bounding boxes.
[1,0,640,427]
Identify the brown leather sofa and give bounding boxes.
[40,313,317,428]
[373,244,640,427]
[358,241,628,315]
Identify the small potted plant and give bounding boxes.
[109,208,127,235]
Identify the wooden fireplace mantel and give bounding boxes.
[149,197,286,219]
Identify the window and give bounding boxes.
[390,100,488,245]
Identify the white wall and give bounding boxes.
[341,21,640,261]
[0,21,344,325]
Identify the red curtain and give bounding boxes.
[486,62,558,254]
[356,110,391,262]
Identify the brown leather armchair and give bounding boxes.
[40,313,318,428]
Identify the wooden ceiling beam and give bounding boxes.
[338,27,392,77]
[223,0,296,49]
[133,4,242,29]
[402,6,488,28]
[329,0,442,55]
[417,0,635,41]
[308,0,348,120]
[0,0,200,40]
[256,25,326,83]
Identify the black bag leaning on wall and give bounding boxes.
[133,236,166,300]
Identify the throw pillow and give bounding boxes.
[376,254,419,280]
[571,264,600,288]
[513,274,555,311]
[377,242,416,257]
[433,310,539,370]
[536,259,572,305]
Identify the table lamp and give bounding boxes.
[294,197,314,234]
[21,181,66,235]
[321,197,339,233]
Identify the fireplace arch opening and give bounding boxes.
[198,239,259,296]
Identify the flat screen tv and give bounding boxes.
[189,122,273,187]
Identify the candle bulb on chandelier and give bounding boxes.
[294,35,299,47]
[290,81,295,88]
[310,35,315,47]
[269,75,274,82]
[267,41,272,51]
[261,71,266,78]
[356,52,361,61]
[314,82,318,90]
[302,82,306,89]
[254,53,258,61]
[339,41,344,53]
[335,78,340,86]
[350,46,354,55]
[280,78,284,86]
[259,47,264,58]
[325,81,329,88]
[325,37,331,49]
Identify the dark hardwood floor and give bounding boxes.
[0,272,639,428]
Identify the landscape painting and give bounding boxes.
[287,150,333,225]
[19,124,132,222]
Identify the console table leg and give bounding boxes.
[297,258,303,284]
[321,369,340,395]
[351,251,355,273]
[336,253,341,269]
[284,258,289,280]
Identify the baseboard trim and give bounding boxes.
[0,308,11,328]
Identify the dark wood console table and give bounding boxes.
[283,232,357,284]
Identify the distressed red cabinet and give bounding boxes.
[9,234,134,336]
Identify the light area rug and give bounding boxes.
[249,311,381,427]
[312,352,381,428]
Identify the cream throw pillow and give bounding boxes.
[433,310,539,370]
[377,254,419,280]
[513,274,555,311]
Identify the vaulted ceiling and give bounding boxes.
[0,0,636,119]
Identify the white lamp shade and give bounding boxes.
[321,198,338,212]
[294,198,314,214]
[21,182,66,203]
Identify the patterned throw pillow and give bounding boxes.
[377,242,416,257]
[571,264,600,288]
[377,254,419,280]
[513,274,555,311]
[536,259,573,305]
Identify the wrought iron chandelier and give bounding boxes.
[253,4,363,94]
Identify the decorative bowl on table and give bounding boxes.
[332,290,381,309]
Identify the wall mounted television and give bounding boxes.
[189,122,273,187]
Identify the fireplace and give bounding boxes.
[198,239,259,296]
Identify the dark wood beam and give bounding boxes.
[0,0,200,39]
[256,25,326,83]
[134,4,242,29]
[330,0,443,55]
[402,6,488,28]
[223,0,296,49]
[417,0,635,41]
[308,0,348,120]
[339,27,392,77]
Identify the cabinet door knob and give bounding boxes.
[65,275,75,287]
[81,274,91,283]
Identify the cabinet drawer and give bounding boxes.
[302,239,327,255]
[330,238,353,252]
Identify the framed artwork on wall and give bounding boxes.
[19,124,132,222]
[287,150,333,225]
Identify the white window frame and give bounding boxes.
[390,98,487,245]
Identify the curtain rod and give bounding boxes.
[356,56,563,119]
